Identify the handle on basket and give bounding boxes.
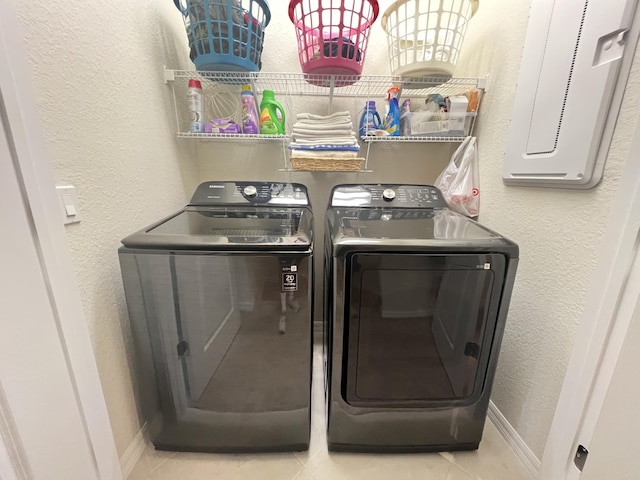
[174,0,271,26]
[173,0,186,14]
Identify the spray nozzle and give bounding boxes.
[387,86,400,100]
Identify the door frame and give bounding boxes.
[0,3,122,479]
[539,106,640,478]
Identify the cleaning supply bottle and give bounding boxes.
[358,100,382,138]
[400,99,411,136]
[240,85,259,134]
[259,90,286,135]
[384,87,401,136]
[187,79,204,133]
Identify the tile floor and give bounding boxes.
[129,346,532,480]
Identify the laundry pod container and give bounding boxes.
[174,0,271,73]
[381,0,478,80]
[288,0,379,86]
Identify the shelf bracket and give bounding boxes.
[364,141,371,170]
[164,66,175,84]
[281,137,288,171]
[327,77,335,114]
[478,75,488,91]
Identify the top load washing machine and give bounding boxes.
[323,184,518,453]
[119,181,313,453]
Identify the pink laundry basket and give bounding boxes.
[288,0,379,86]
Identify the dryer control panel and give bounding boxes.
[189,181,310,207]
[330,184,447,209]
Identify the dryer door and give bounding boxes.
[344,252,506,407]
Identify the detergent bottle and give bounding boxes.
[384,87,401,136]
[358,100,382,138]
[240,85,259,134]
[259,90,286,135]
[187,79,204,133]
[400,99,411,136]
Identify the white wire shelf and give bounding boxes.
[176,132,467,144]
[279,168,374,173]
[166,67,484,172]
[362,135,467,143]
[165,68,486,99]
[176,132,287,142]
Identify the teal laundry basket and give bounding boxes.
[174,0,271,72]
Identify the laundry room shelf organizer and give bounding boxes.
[164,67,486,171]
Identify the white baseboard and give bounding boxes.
[488,401,540,479]
[120,423,148,479]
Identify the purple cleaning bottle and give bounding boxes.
[241,85,259,134]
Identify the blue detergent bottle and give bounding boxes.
[359,100,382,138]
[384,87,401,136]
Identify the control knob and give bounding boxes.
[382,188,396,202]
[243,185,257,197]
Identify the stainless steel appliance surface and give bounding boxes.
[119,181,313,453]
[324,184,519,453]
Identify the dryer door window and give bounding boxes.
[344,253,506,407]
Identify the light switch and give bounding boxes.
[64,200,77,217]
[56,185,81,225]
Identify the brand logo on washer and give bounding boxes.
[208,184,225,189]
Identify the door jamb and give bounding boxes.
[0,3,122,479]
[539,107,640,479]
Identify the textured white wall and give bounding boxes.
[12,0,199,455]
[11,0,640,463]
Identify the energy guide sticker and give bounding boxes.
[282,265,298,292]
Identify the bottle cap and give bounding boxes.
[366,100,376,108]
[241,84,252,92]
[262,90,275,99]
[188,79,202,89]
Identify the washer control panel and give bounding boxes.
[331,184,447,208]
[189,182,310,206]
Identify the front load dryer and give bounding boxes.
[119,181,313,453]
[323,184,519,452]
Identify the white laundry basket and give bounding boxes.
[381,0,478,79]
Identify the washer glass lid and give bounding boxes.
[124,207,312,249]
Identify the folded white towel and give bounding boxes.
[296,115,351,124]
[295,117,351,124]
[291,137,359,146]
[291,149,359,159]
[296,111,351,121]
[292,121,352,131]
[292,128,357,137]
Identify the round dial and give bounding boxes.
[243,185,257,197]
[382,188,396,201]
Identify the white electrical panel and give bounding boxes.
[503,0,639,188]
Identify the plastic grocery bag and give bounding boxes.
[434,136,480,218]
